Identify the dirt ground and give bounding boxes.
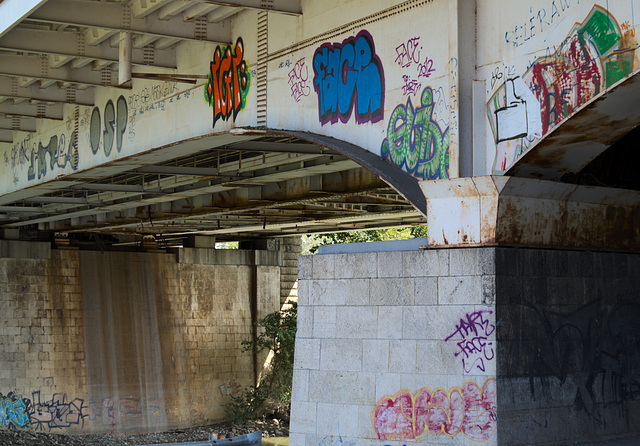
[0,418,288,446]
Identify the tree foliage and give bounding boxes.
[303,226,427,254]
[225,302,297,422]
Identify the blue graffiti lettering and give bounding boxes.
[312,30,385,125]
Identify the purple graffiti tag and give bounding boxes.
[445,310,496,373]
[401,75,422,96]
[312,30,385,125]
[288,57,311,103]
[417,57,436,78]
[395,37,422,68]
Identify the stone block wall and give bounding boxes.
[292,248,498,446]
[290,247,640,446]
[0,243,281,434]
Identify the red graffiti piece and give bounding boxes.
[373,379,497,442]
[205,37,251,128]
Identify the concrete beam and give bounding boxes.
[0,0,50,38]
[0,28,177,69]
[29,0,232,44]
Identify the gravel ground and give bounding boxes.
[0,418,288,446]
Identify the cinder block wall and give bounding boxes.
[291,248,498,446]
[0,242,281,434]
[290,247,640,446]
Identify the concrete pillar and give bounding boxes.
[290,176,640,445]
[291,247,640,446]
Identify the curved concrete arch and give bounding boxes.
[507,68,640,182]
[232,128,427,217]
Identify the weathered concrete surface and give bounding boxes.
[420,176,640,251]
[0,246,281,434]
[291,246,640,446]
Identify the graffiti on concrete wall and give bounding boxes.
[204,37,251,128]
[509,298,640,419]
[0,392,87,431]
[89,95,128,158]
[288,57,311,103]
[489,5,637,173]
[26,131,79,181]
[395,36,436,97]
[312,30,385,125]
[372,379,497,442]
[445,309,496,374]
[381,86,449,179]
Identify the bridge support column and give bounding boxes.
[290,177,640,445]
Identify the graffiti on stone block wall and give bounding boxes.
[0,392,29,428]
[87,396,164,427]
[0,391,87,431]
[312,30,385,125]
[445,309,496,374]
[219,379,242,399]
[89,96,128,158]
[204,37,251,128]
[288,57,311,103]
[372,379,497,442]
[489,5,637,173]
[510,298,640,421]
[381,86,449,180]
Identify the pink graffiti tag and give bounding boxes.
[288,57,311,102]
[445,310,496,373]
[373,379,497,442]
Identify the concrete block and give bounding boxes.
[334,253,377,279]
[0,241,50,259]
[357,404,376,440]
[298,255,313,280]
[362,340,389,373]
[290,400,317,435]
[320,339,362,372]
[402,249,449,278]
[377,251,403,278]
[313,255,335,279]
[414,277,438,305]
[449,248,479,276]
[316,403,359,438]
[296,305,313,338]
[377,306,403,340]
[374,373,404,401]
[482,275,496,305]
[388,339,416,374]
[478,247,496,275]
[308,370,337,403]
[438,276,482,305]
[298,279,309,305]
[310,279,369,306]
[369,278,414,306]
[415,340,459,375]
[312,306,337,339]
[294,338,321,370]
[401,306,430,339]
[288,433,307,446]
[331,371,375,406]
[335,306,377,339]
